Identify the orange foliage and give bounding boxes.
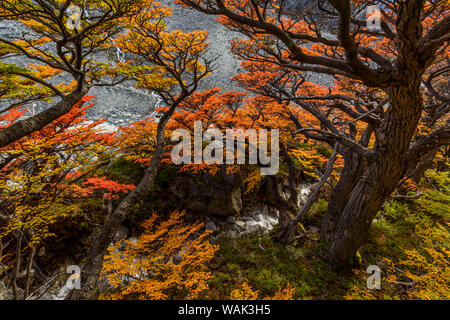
[100,210,219,300]
[0,96,131,247]
[230,282,296,300]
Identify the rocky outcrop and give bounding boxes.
[282,0,316,14]
[169,171,243,216]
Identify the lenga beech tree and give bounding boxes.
[0,0,145,147]
[68,2,213,299]
[178,0,450,268]
[1,0,213,299]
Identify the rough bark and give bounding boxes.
[0,88,88,148]
[320,148,364,243]
[327,83,423,269]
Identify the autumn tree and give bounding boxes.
[0,0,146,147]
[69,2,213,299]
[178,0,450,268]
[0,96,133,299]
[165,87,329,226]
[230,282,295,300]
[100,210,218,300]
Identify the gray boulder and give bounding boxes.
[205,221,218,232]
[169,171,242,216]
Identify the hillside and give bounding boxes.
[0,0,448,305]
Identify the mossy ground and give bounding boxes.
[205,232,356,299]
[101,159,449,300]
[205,171,449,300]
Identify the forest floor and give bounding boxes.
[203,171,449,300]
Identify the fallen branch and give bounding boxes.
[276,144,338,244]
[390,192,423,200]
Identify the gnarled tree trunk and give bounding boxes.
[320,149,364,243]
[326,83,423,269]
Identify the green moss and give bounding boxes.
[151,164,178,192]
[304,198,328,225]
[207,171,450,300]
[208,234,352,299]
[100,157,144,185]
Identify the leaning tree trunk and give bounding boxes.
[326,83,423,269]
[277,145,337,243]
[0,87,88,148]
[68,102,179,300]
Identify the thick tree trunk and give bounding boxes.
[320,149,363,243]
[326,83,423,269]
[326,174,390,268]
